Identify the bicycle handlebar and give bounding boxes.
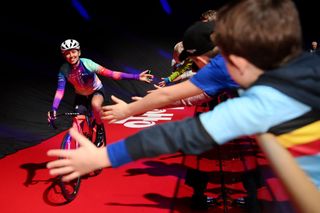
[56,112,81,117]
[48,112,82,129]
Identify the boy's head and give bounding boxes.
[215,0,302,71]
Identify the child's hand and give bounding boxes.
[47,128,110,182]
[101,95,130,123]
[158,79,166,87]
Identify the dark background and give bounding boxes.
[0,0,318,158]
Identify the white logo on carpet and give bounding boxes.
[114,107,184,128]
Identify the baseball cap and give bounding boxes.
[179,21,215,61]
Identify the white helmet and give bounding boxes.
[60,39,80,53]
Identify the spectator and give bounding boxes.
[159,9,217,87]
[103,20,237,121]
[308,41,320,56]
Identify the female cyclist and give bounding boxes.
[48,39,153,146]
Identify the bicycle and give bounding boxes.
[48,106,106,202]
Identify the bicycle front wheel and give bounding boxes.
[91,120,107,147]
[58,133,81,202]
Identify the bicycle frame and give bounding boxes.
[72,114,89,143]
[49,111,106,202]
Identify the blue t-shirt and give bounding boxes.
[190,54,239,97]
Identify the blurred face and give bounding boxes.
[189,55,210,69]
[223,54,264,89]
[63,49,81,65]
[189,46,219,69]
[224,59,244,86]
[312,42,317,50]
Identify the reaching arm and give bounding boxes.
[172,70,196,82]
[48,74,66,122]
[51,75,66,111]
[132,92,212,107]
[256,133,320,213]
[47,116,217,182]
[47,128,110,181]
[173,92,212,106]
[101,80,203,123]
[81,58,153,83]
[168,58,193,82]
[158,58,194,87]
[98,67,153,83]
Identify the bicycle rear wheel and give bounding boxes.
[58,133,81,202]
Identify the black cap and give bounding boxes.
[179,21,215,61]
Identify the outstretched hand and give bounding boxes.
[46,128,110,182]
[101,95,130,123]
[139,70,154,83]
[158,78,167,87]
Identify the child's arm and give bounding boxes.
[159,59,194,87]
[256,133,320,213]
[101,80,203,123]
[47,115,216,181]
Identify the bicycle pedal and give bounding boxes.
[190,195,217,210]
[232,197,247,207]
[207,197,217,205]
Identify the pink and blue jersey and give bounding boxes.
[52,58,139,110]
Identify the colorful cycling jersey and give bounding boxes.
[60,58,104,95]
[52,58,139,110]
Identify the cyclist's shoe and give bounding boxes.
[94,124,105,147]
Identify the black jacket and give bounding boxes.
[254,53,320,111]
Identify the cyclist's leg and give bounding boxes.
[91,88,107,147]
[73,94,90,114]
[91,91,105,126]
[73,94,91,131]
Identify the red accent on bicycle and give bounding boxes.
[49,110,106,202]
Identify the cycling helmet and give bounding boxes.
[60,39,80,53]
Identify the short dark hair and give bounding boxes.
[200,10,217,22]
[215,0,302,70]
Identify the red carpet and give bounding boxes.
[0,106,296,213]
[0,107,196,213]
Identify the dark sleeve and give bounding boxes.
[125,116,218,160]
